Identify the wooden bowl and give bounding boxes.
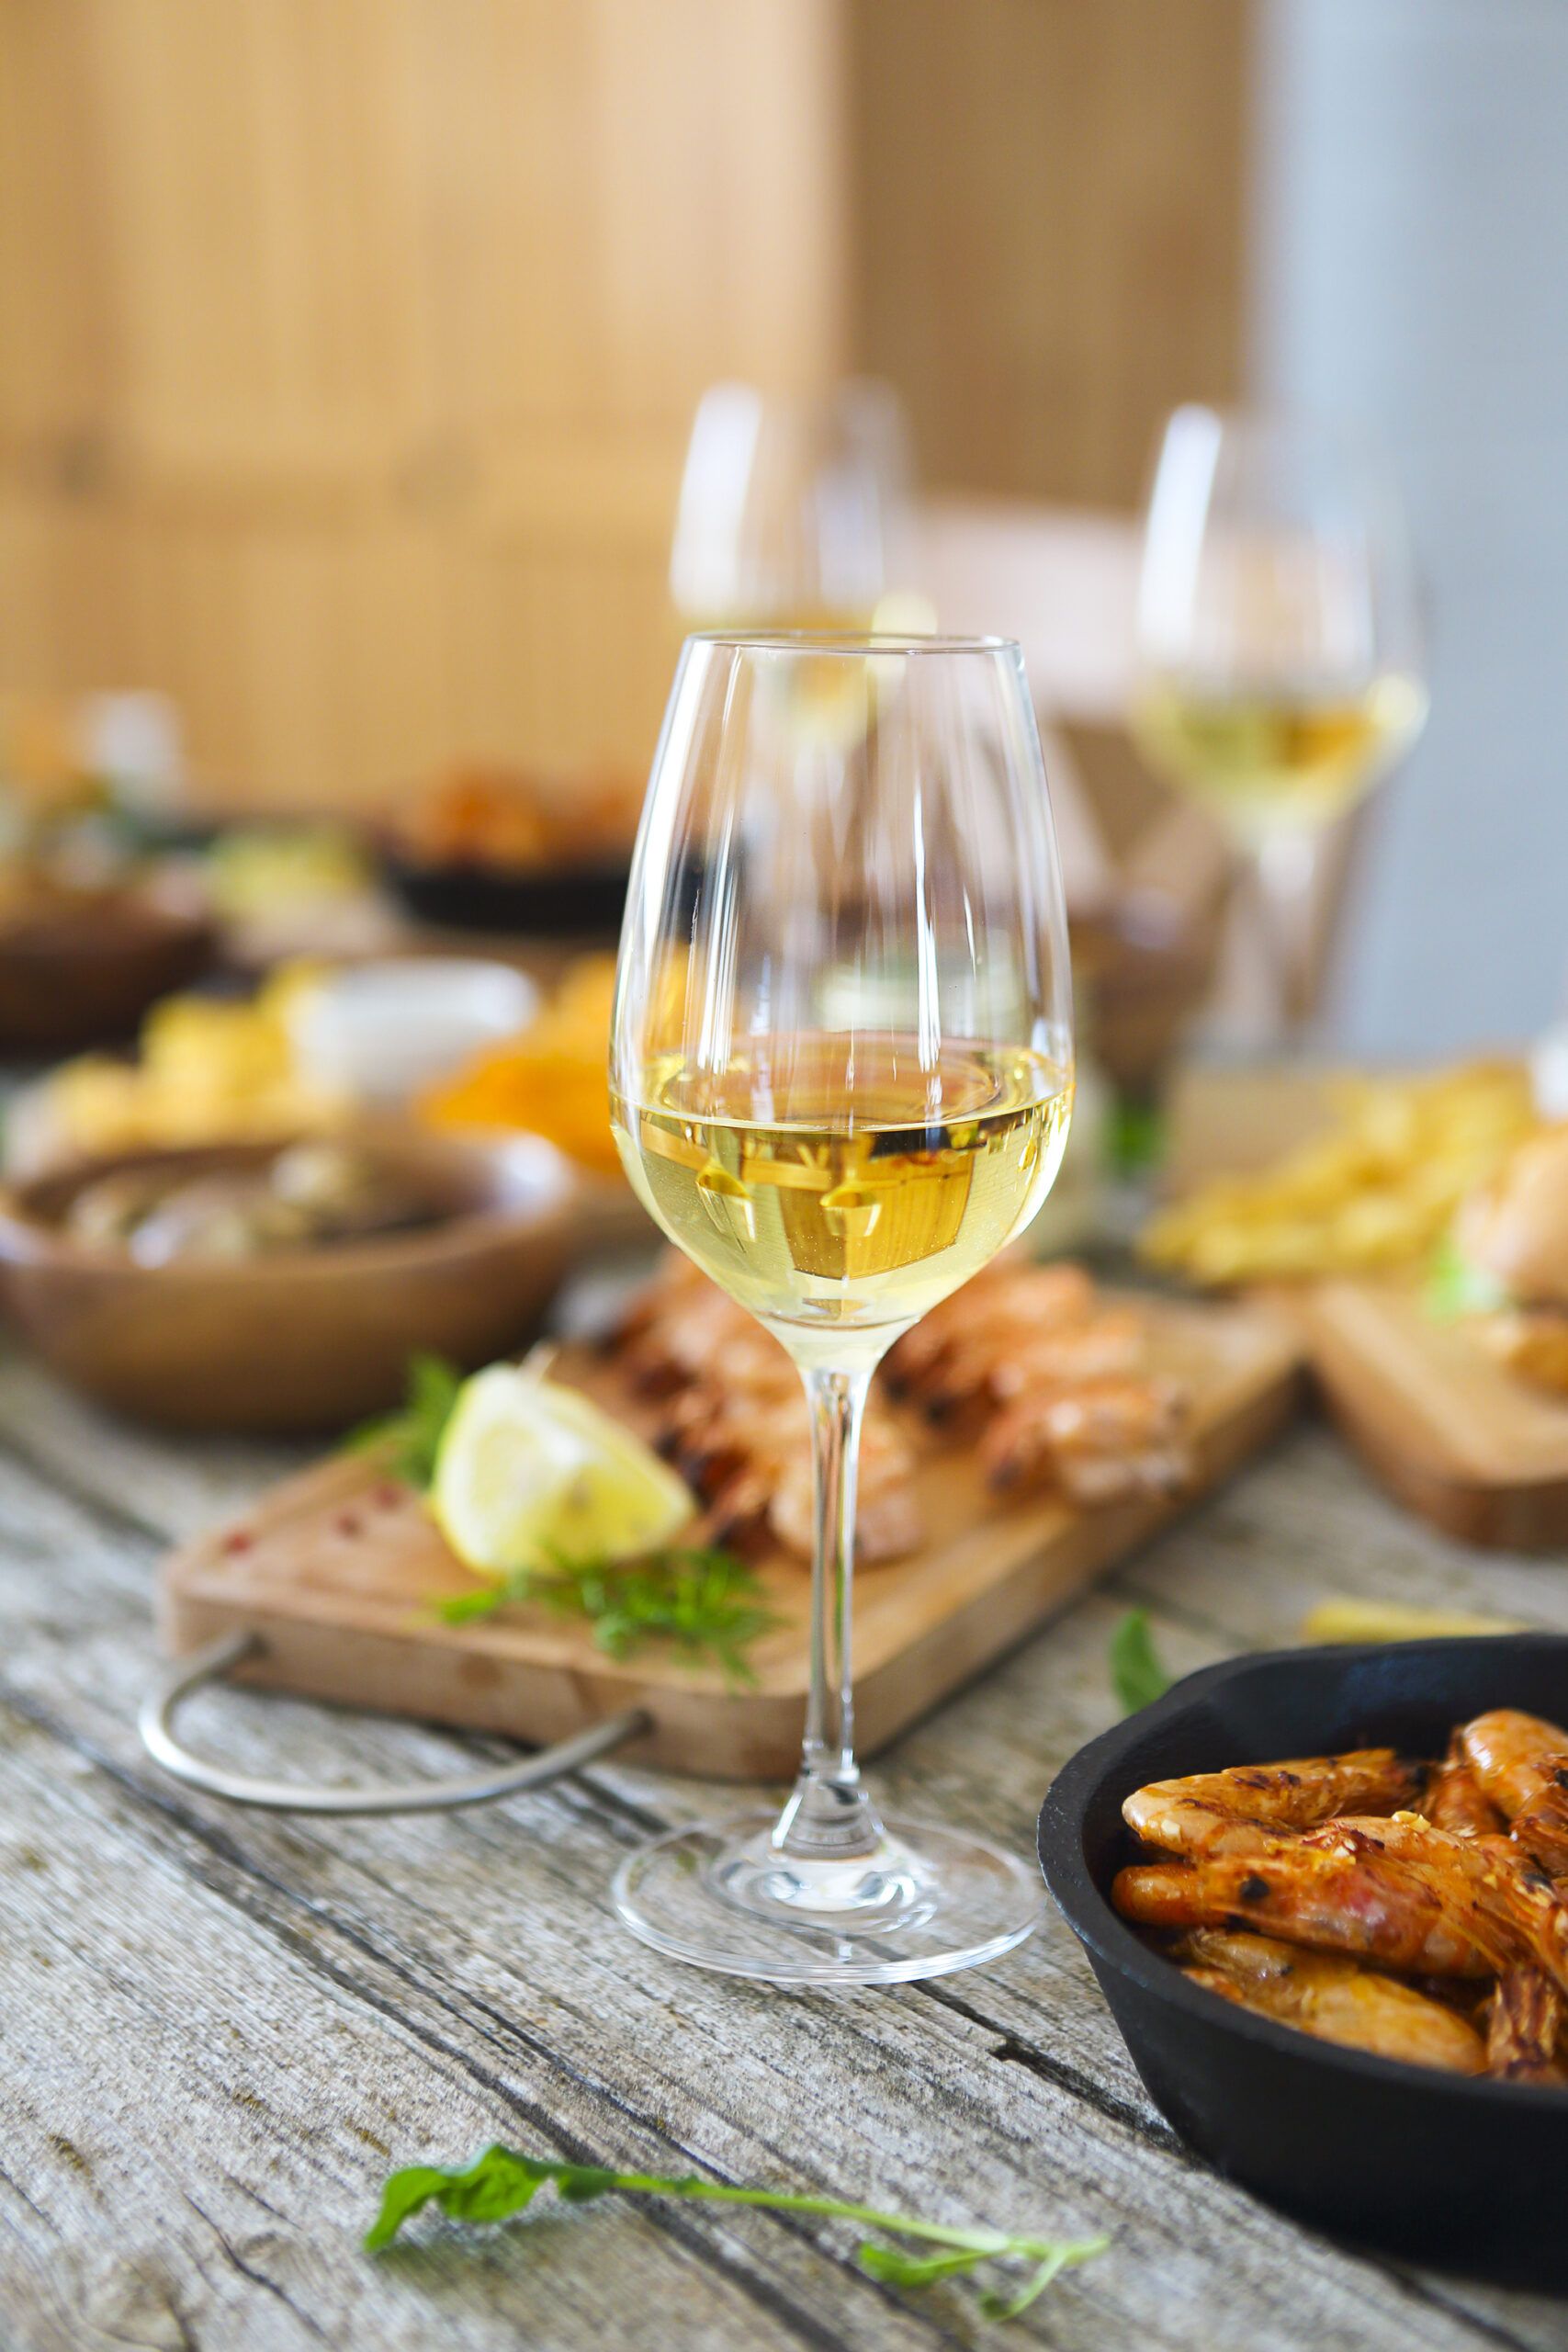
[0,890,217,1055]
[0,1125,577,1432]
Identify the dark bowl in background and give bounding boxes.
[383,853,630,939]
[1038,1638,1568,2288]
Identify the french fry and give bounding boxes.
[1142,1062,1537,1285]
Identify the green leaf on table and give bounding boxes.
[1424,1229,1509,1322]
[367,2146,617,2251]
[1110,1607,1171,1714]
[367,2142,1110,2324]
[344,1351,464,1491]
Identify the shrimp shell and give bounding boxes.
[1418,1734,1506,1838]
[1485,1965,1565,2085]
[1122,1749,1427,1861]
[1112,1848,1500,1977]
[1175,1928,1485,2075]
[1460,1710,1568,1876]
[1305,1815,1568,1996]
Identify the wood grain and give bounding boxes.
[847,0,1249,507]
[8,1385,1568,2349]
[0,0,852,808]
[157,1300,1299,1777]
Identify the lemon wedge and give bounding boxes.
[431,1363,695,1580]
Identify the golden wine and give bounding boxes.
[1133,673,1426,838]
[612,1037,1072,1363]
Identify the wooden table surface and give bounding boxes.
[6,1305,1568,2351]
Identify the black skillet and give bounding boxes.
[1038,1637,1568,2287]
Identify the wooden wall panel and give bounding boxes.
[0,0,851,808]
[0,0,1248,811]
[847,0,1250,508]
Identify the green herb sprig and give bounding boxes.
[436,1545,776,1686]
[345,1351,463,1491]
[366,2144,1108,2322]
[1109,1607,1172,1714]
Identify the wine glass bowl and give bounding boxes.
[1133,407,1426,1039]
[670,384,912,633]
[608,633,1072,1984]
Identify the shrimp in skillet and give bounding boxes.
[1303,1815,1568,1996]
[1418,1734,1505,1838]
[1122,1749,1427,1862]
[1112,1845,1501,1977]
[1460,1710,1568,1877]
[1175,1928,1485,2075]
[1485,1965,1565,2086]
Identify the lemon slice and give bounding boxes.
[431,1363,694,1581]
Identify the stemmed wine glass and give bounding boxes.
[670,381,912,633]
[1133,406,1426,1044]
[609,633,1074,1984]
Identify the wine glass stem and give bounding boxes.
[1252,829,1319,1048]
[773,1363,884,1862]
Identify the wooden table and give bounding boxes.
[6,1321,1568,2351]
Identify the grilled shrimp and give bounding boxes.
[982,1376,1190,1504]
[1418,1734,1505,1838]
[618,1279,762,1393]
[912,1309,1146,1422]
[883,1261,1098,1394]
[1461,1711,1568,1876]
[1112,1849,1501,1976]
[1175,1928,1485,2074]
[1122,1749,1427,1861]
[1485,1964,1565,2085]
[1304,1815,1568,1995]
[766,1419,923,1563]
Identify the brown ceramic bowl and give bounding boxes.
[0,889,217,1055]
[0,1124,577,1432]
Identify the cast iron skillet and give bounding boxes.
[1038,1637,1568,2287]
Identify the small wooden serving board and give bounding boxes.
[1295,1280,1568,1551]
[159,1295,1300,1780]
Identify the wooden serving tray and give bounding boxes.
[1295,1280,1568,1551]
[158,1296,1300,1780]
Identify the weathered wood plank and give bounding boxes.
[0,1702,931,2352]
[4,1411,1563,2349]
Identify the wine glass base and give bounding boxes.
[611,1811,1042,1985]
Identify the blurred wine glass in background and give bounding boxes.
[1133,406,1427,1047]
[670,381,915,634]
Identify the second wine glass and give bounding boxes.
[1133,405,1427,1043]
[609,632,1073,1984]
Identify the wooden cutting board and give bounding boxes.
[158,1295,1300,1780]
[1294,1279,1568,1551]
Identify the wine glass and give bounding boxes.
[670,381,912,632]
[1133,406,1426,1043]
[609,633,1074,1984]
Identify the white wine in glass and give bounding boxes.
[1133,407,1427,1035]
[609,632,1073,1984]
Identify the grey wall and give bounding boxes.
[1254,0,1568,1055]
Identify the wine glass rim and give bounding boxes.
[684,628,1021,659]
